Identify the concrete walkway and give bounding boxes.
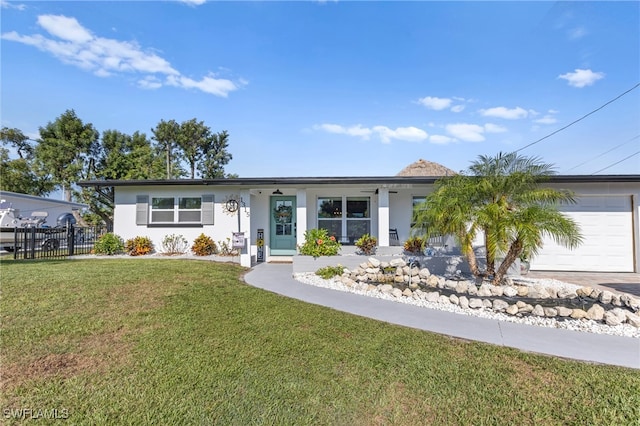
[244,263,640,369]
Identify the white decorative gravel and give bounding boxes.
[293,273,640,339]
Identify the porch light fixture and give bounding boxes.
[272,189,283,195]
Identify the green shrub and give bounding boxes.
[355,233,377,255]
[192,234,218,256]
[93,233,125,255]
[403,236,425,254]
[315,265,345,279]
[125,236,154,256]
[298,228,341,258]
[160,234,189,255]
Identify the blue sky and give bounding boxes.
[2,0,639,178]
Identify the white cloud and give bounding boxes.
[445,123,485,142]
[480,106,528,120]
[443,122,504,142]
[568,27,587,40]
[372,126,428,143]
[2,14,244,97]
[417,96,452,111]
[166,74,243,98]
[558,68,605,88]
[429,135,455,145]
[534,115,558,125]
[1,0,26,10]
[313,124,372,140]
[313,123,427,143]
[178,0,206,5]
[417,96,468,113]
[138,76,163,90]
[37,15,93,43]
[484,123,507,133]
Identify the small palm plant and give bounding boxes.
[414,152,583,284]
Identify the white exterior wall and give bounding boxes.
[296,188,308,248]
[111,179,639,272]
[377,188,390,247]
[388,189,433,242]
[115,186,252,266]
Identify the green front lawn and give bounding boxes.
[1,259,638,425]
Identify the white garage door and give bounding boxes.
[531,195,634,272]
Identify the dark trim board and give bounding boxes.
[146,224,204,228]
[79,174,640,188]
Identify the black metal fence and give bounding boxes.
[8,225,108,260]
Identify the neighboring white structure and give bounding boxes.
[79,175,640,272]
[0,191,87,227]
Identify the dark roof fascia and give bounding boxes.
[78,176,442,187]
[78,174,640,188]
[546,175,640,183]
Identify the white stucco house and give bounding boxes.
[78,173,640,273]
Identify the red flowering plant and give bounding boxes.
[299,228,341,258]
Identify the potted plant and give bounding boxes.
[355,233,377,255]
[403,236,425,254]
[298,228,341,258]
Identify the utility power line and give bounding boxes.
[590,150,640,174]
[514,82,640,153]
[566,134,640,172]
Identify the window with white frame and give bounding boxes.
[136,194,214,226]
[317,197,342,240]
[317,196,370,244]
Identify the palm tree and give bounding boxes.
[413,152,583,284]
[413,173,483,276]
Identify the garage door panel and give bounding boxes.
[531,196,633,272]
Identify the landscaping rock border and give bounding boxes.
[339,257,640,327]
[295,257,640,337]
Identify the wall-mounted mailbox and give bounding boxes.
[232,232,245,248]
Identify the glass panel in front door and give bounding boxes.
[274,200,293,236]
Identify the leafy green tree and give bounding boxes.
[414,152,583,284]
[98,130,164,180]
[153,118,233,179]
[198,130,233,179]
[0,127,54,195]
[78,130,166,228]
[413,173,483,276]
[1,127,33,159]
[35,109,100,201]
[177,118,211,179]
[0,148,54,196]
[151,119,184,179]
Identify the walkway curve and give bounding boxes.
[244,262,640,369]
